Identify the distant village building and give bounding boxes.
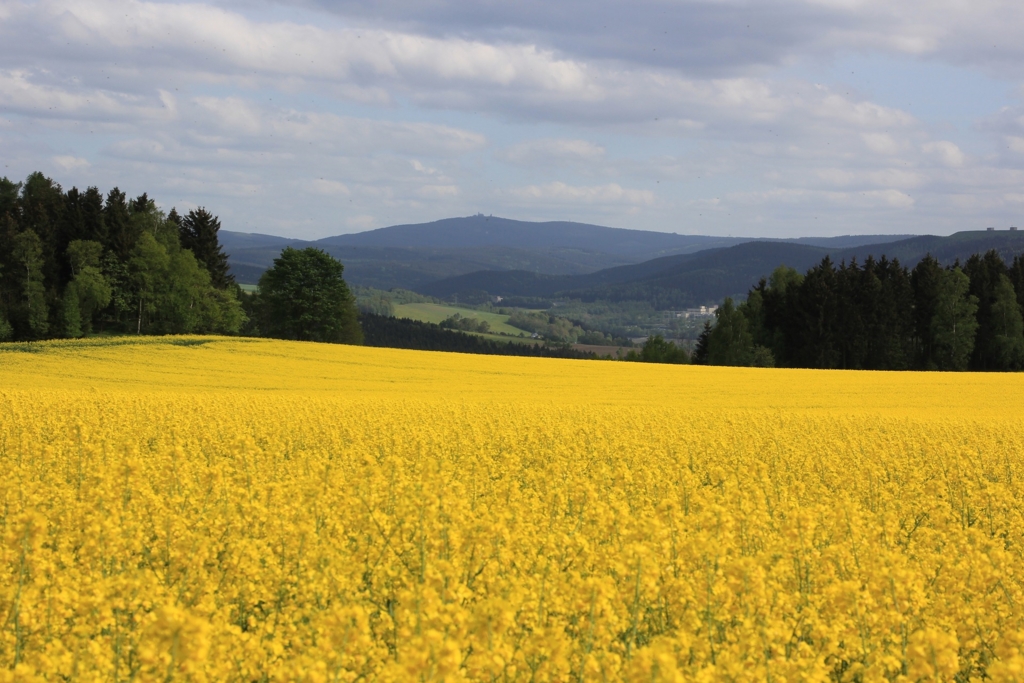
[663,305,718,320]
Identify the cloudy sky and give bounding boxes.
[2,0,1024,239]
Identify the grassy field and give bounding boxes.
[393,302,527,337]
[5,337,1024,679]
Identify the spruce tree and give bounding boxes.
[964,250,1009,370]
[911,255,943,369]
[104,188,135,261]
[691,321,712,365]
[179,208,234,289]
[81,187,107,245]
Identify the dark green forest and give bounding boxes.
[0,173,244,341]
[695,252,1024,371]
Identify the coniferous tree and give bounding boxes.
[20,172,64,294]
[788,256,840,369]
[0,177,19,221]
[0,308,11,341]
[179,208,234,289]
[964,250,1009,370]
[104,188,136,261]
[911,255,943,369]
[759,265,802,366]
[1010,255,1024,314]
[81,187,106,245]
[691,321,712,365]
[61,188,86,261]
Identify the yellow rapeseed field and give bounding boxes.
[3,337,1024,681]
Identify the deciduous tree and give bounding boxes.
[258,247,362,344]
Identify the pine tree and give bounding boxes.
[179,208,234,289]
[788,256,839,369]
[964,250,1009,370]
[81,187,107,245]
[104,188,136,261]
[911,255,943,369]
[691,321,712,365]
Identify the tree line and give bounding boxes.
[0,173,244,341]
[693,251,1024,371]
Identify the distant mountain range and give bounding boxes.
[222,215,1024,308]
[419,229,1024,308]
[222,214,912,290]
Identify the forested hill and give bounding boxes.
[316,215,732,255]
[421,230,1024,308]
[220,217,913,289]
[0,173,244,342]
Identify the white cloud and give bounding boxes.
[1007,136,1024,154]
[922,141,965,167]
[53,155,90,170]
[310,179,351,196]
[861,132,908,156]
[415,184,460,198]
[509,182,654,206]
[500,138,605,166]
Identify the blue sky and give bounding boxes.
[2,0,1024,239]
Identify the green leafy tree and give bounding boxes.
[58,288,82,338]
[126,231,244,335]
[128,230,168,334]
[931,267,978,371]
[258,247,362,344]
[990,273,1024,370]
[707,298,754,366]
[12,230,49,338]
[630,334,688,363]
[101,251,133,329]
[67,240,104,276]
[66,240,111,335]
